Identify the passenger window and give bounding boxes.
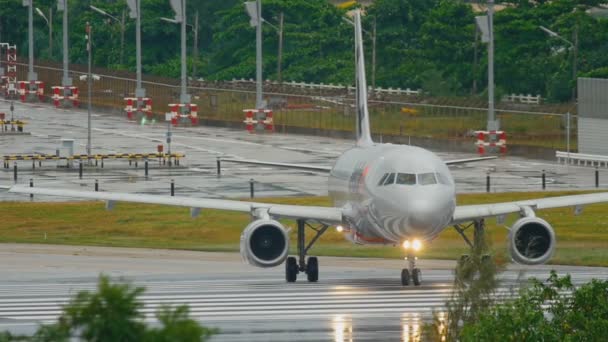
[396,173,416,185]
[377,173,388,186]
[418,172,437,185]
[383,173,395,185]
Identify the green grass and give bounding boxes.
[2,191,606,266]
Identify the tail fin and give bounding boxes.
[354,10,373,147]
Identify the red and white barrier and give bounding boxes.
[124,97,153,120]
[0,43,17,98]
[476,130,507,155]
[52,86,79,107]
[168,103,198,126]
[17,81,44,102]
[243,109,274,133]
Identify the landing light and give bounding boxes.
[336,225,344,233]
[402,239,423,251]
[412,239,422,251]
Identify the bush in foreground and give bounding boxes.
[460,271,608,341]
[1,275,215,342]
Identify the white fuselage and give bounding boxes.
[328,144,456,245]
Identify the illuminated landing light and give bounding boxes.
[336,225,344,233]
[402,239,423,251]
[412,239,422,252]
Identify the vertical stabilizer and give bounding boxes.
[354,10,374,147]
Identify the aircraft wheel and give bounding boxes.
[412,268,422,286]
[401,269,410,286]
[285,257,298,283]
[307,257,319,282]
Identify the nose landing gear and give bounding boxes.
[285,219,328,283]
[401,252,421,286]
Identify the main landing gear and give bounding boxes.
[285,219,329,283]
[401,252,422,286]
[453,219,492,273]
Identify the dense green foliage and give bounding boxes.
[460,271,608,341]
[0,275,215,341]
[2,0,608,101]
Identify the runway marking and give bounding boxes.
[0,273,598,325]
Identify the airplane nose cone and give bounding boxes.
[407,201,439,232]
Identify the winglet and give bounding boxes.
[353,10,373,147]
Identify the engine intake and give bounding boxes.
[240,219,289,268]
[509,217,556,265]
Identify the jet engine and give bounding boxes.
[240,219,289,268]
[509,217,556,265]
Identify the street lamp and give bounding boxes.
[245,0,264,109]
[256,12,285,85]
[90,5,126,66]
[165,0,190,103]
[540,25,577,100]
[160,12,200,81]
[35,7,52,59]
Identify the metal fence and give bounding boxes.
[9,61,576,152]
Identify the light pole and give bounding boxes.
[58,0,70,86]
[90,5,126,66]
[165,0,190,103]
[35,7,52,60]
[24,0,37,82]
[474,1,498,132]
[86,22,92,156]
[540,25,578,100]
[161,11,199,85]
[487,0,496,132]
[245,0,264,109]
[277,12,284,85]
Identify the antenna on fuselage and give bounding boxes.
[353,10,373,147]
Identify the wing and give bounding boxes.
[9,186,343,223]
[452,192,608,224]
[444,156,497,165]
[221,158,332,173]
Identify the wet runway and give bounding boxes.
[1,100,607,203]
[1,244,607,341]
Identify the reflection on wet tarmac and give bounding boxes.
[332,315,353,342]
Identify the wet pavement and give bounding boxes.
[1,244,606,341]
[1,99,606,203]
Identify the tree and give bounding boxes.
[459,271,608,341]
[2,275,215,342]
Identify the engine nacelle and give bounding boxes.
[509,217,556,265]
[240,219,289,268]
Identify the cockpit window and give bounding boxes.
[418,172,437,185]
[436,172,451,185]
[396,173,416,185]
[383,173,396,185]
[377,173,389,186]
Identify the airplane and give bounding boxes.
[9,10,608,286]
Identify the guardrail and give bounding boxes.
[556,151,608,168]
[229,78,421,96]
[502,93,542,105]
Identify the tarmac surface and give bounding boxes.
[1,99,607,202]
[1,244,607,341]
